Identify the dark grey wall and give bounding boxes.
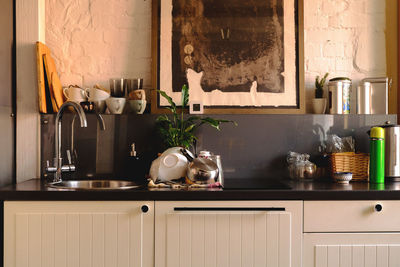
[0,0,14,187]
[41,114,396,182]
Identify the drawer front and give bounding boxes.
[304,201,400,232]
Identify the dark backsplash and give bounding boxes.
[41,114,396,182]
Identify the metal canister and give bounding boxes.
[328,78,352,114]
[361,77,390,114]
[357,82,371,114]
[382,124,400,181]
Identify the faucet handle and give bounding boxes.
[66,150,72,165]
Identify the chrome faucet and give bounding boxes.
[70,111,106,164]
[46,101,87,183]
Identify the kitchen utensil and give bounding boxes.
[93,100,107,114]
[128,99,147,114]
[357,82,371,114]
[85,87,110,101]
[370,127,385,184]
[359,77,390,114]
[210,155,224,186]
[180,148,219,184]
[63,86,86,103]
[110,78,125,97]
[333,172,353,184]
[381,124,400,181]
[128,89,146,100]
[44,55,64,110]
[126,78,143,93]
[328,77,351,114]
[329,152,369,181]
[36,42,50,113]
[106,97,126,114]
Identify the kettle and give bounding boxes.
[381,124,400,181]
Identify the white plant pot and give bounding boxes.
[312,98,327,114]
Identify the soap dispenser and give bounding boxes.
[127,143,144,181]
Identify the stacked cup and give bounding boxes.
[106,78,126,114]
[85,87,110,114]
[126,78,147,114]
[63,86,87,103]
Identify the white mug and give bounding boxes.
[63,86,86,102]
[85,88,110,101]
[106,97,126,114]
[128,100,146,114]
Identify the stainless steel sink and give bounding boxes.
[47,180,143,190]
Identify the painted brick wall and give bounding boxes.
[304,0,386,112]
[46,0,387,111]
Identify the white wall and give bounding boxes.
[46,0,388,112]
[304,0,387,112]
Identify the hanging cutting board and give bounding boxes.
[36,42,65,113]
[36,42,50,113]
[44,53,64,111]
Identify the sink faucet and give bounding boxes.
[70,111,106,164]
[46,101,87,183]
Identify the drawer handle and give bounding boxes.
[141,205,149,213]
[173,207,285,211]
[375,204,383,212]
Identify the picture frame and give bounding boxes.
[152,0,304,114]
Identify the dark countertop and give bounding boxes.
[1,179,400,201]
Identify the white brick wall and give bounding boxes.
[46,0,387,111]
[304,0,386,112]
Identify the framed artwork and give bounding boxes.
[152,0,304,114]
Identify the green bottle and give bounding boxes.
[370,127,385,184]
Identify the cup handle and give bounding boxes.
[139,101,146,114]
[84,88,90,99]
[63,88,69,99]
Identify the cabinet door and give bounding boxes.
[155,201,302,267]
[4,201,154,267]
[304,233,400,267]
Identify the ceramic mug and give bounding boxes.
[129,100,146,114]
[106,97,126,114]
[85,88,110,101]
[63,86,86,103]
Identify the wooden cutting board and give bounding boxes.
[36,42,64,113]
[44,53,64,111]
[36,42,50,113]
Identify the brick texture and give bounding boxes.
[46,0,386,111]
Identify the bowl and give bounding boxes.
[333,172,353,184]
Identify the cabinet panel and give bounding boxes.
[155,201,302,267]
[4,201,154,267]
[304,233,400,267]
[304,201,400,232]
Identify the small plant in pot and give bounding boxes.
[312,73,329,114]
[149,85,237,182]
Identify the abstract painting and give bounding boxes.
[154,0,301,113]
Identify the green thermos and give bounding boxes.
[370,127,385,184]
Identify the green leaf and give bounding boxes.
[181,84,189,108]
[157,90,176,110]
[184,124,196,132]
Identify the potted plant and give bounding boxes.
[156,85,236,150]
[312,73,329,114]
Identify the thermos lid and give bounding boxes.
[328,77,352,84]
[370,127,385,139]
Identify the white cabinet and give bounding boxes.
[4,201,154,267]
[304,201,400,267]
[155,201,303,267]
[304,233,400,267]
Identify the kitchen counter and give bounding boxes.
[1,179,400,200]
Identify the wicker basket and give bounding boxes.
[329,152,370,181]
